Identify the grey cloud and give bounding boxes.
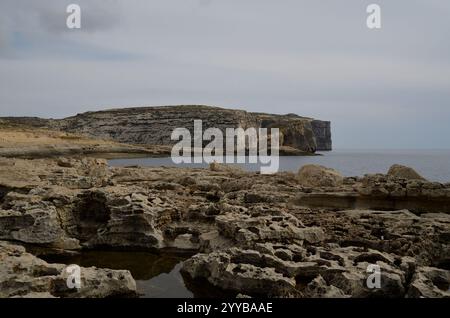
[38,1,122,34]
[0,0,449,149]
[0,20,9,50]
[0,0,130,60]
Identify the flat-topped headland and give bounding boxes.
[0,105,332,156]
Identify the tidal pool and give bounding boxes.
[41,250,195,298]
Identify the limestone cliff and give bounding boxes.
[1,105,332,152]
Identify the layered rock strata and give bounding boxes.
[0,159,448,298]
[0,241,137,298]
[1,105,332,152]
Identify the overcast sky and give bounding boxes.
[0,0,449,149]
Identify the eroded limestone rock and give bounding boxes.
[0,241,137,298]
[297,164,344,187]
[0,157,449,298]
[182,246,413,298]
[407,266,450,298]
[387,164,426,181]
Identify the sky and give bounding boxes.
[0,0,449,149]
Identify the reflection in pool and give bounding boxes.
[41,250,193,298]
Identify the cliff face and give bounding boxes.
[311,120,332,151]
[1,106,332,152]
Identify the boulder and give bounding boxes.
[216,211,324,245]
[304,275,349,298]
[387,164,426,181]
[407,266,450,298]
[209,162,243,173]
[70,188,169,249]
[181,248,298,297]
[0,192,79,249]
[297,164,344,187]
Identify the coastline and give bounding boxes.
[0,117,449,299]
[0,123,321,159]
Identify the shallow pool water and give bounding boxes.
[41,250,194,298]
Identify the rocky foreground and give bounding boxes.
[0,158,449,298]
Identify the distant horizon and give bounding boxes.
[1,103,319,119]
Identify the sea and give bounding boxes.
[108,149,450,183]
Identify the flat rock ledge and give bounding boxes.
[0,157,449,298]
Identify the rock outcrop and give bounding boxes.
[407,266,450,298]
[297,164,344,187]
[295,173,450,214]
[0,159,448,298]
[1,105,332,152]
[0,241,137,298]
[311,120,332,151]
[182,246,413,298]
[387,164,426,181]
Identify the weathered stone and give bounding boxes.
[216,211,324,245]
[209,162,244,173]
[297,164,344,187]
[304,275,349,298]
[0,241,137,298]
[0,192,77,248]
[0,157,449,298]
[387,164,426,181]
[407,267,450,298]
[181,249,298,297]
[2,106,332,153]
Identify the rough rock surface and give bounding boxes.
[295,173,450,214]
[0,124,168,158]
[387,164,426,181]
[0,241,137,298]
[407,266,450,298]
[182,246,412,298]
[1,105,332,152]
[0,158,449,298]
[297,164,344,187]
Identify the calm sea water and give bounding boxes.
[109,150,450,183]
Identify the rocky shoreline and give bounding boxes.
[0,156,449,298]
[0,121,320,159]
[0,122,172,159]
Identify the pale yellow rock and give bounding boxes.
[387,164,426,181]
[297,164,344,187]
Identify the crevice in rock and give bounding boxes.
[295,273,317,291]
[71,191,111,242]
[180,273,238,298]
[402,270,414,297]
[353,253,391,266]
[435,258,450,270]
[432,275,450,291]
[0,186,9,203]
